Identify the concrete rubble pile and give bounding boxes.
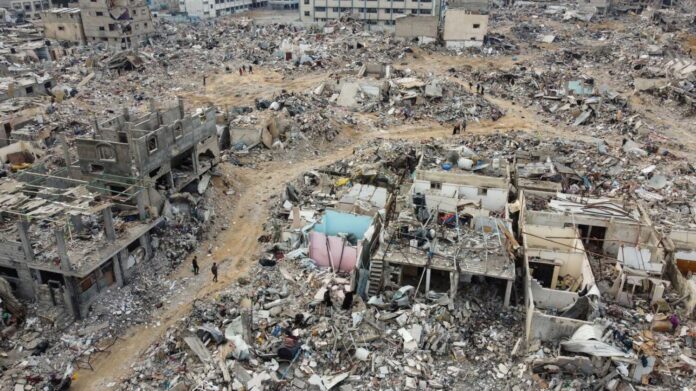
[121,258,526,390]
[115,131,696,390]
[0,189,218,391]
[325,70,504,126]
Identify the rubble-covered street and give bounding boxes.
[1,1,696,391]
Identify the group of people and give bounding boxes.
[239,64,254,76]
[468,82,486,96]
[452,82,487,135]
[191,256,218,282]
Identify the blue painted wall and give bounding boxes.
[313,209,373,238]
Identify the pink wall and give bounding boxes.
[308,231,361,272]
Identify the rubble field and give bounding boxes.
[0,3,695,391]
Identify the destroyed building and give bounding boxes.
[0,176,158,323]
[0,99,220,323]
[40,0,154,48]
[1,4,696,391]
[394,14,438,43]
[0,72,54,102]
[41,8,86,44]
[519,191,668,340]
[299,0,442,29]
[362,144,516,306]
[0,0,51,20]
[68,98,221,207]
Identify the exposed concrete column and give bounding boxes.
[119,249,130,273]
[504,279,513,308]
[139,233,152,261]
[550,264,560,290]
[54,226,72,273]
[102,207,125,287]
[167,171,175,189]
[425,268,431,293]
[16,220,34,262]
[55,226,81,320]
[14,263,35,300]
[113,254,125,288]
[70,215,83,235]
[177,96,185,119]
[136,189,147,221]
[449,272,459,298]
[102,206,116,242]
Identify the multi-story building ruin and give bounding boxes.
[41,0,154,48]
[0,0,51,20]
[0,99,220,322]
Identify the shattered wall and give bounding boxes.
[42,9,86,44]
[78,0,154,49]
[414,169,509,213]
[74,139,132,177]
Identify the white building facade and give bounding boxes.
[0,0,51,20]
[178,0,267,18]
[299,0,443,29]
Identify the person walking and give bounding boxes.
[211,262,218,282]
[239,67,243,76]
[192,256,199,275]
[249,64,253,74]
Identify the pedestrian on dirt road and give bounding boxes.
[469,82,473,90]
[192,256,199,275]
[462,116,467,132]
[476,84,480,94]
[481,86,485,96]
[452,122,461,135]
[239,67,243,76]
[211,262,218,282]
[249,64,253,74]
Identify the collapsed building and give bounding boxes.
[362,144,516,306]
[0,72,54,102]
[41,0,155,49]
[519,190,668,337]
[0,99,220,322]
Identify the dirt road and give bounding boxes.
[71,139,362,389]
